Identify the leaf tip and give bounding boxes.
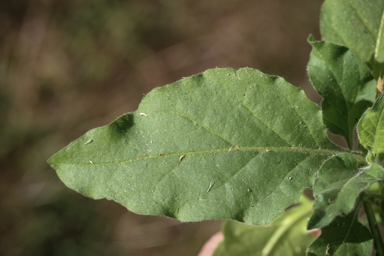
[307,34,316,43]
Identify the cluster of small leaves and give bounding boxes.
[49,0,384,255]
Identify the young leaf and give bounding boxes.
[212,196,316,256]
[307,211,373,256]
[48,68,349,225]
[307,36,376,149]
[308,153,384,229]
[358,95,384,155]
[320,0,384,66]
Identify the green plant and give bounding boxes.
[48,0,384,255]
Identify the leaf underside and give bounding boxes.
[49,68,347,225]
[307,36,376,149]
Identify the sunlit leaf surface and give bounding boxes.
[49,68,349,224]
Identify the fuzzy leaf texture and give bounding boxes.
[308,153,384,229]
[48,68,349,225]
[307,211,373,256]
[307,36,376,149]
[320,0,384,66]
[212,196,316,256]
[358,94,384,154]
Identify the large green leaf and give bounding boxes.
[308,153,384,229]
[212,196,316,256]
[358,94,384,155]
[307,211,373,256]
[48,68,351,225]
[307,36,376,149]
[320,0,384,68]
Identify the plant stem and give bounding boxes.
[364,192,384,201]
[364,200,384,256]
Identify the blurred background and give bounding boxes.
[0,0,325,255]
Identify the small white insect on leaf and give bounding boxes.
[326,244,330,255]
[139,113,148,116]
[84,139,93,145]
[207,181,214,192]
[179,155,186,161]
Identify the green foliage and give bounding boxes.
[48,0,384,255]
[308,154,384,229]
[213,196,316,256]
[307,211,373,256]
[49,68,348,225]
[320,0,384,77]
[307,36,376,149]
[358,95,384,155]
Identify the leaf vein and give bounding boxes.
[176,152,261,211]
[164,111,236,146]
[348,1,377,38]
[210,88,293,147]
[275,81,321,148]
[252,154,315,205]
[61,146,356,167]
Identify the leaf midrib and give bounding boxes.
[61,146,355,167]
